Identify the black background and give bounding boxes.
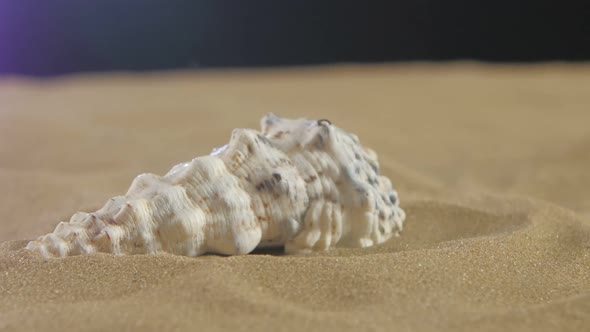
[0,0,588,76]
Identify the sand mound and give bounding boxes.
[1,64,589,331]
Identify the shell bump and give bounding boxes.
[26,114,406,258]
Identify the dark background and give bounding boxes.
[0,1,588,76]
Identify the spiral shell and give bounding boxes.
[26,114,406,258]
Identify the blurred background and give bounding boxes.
[0,0,588,76]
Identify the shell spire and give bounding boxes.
[26,114,405,258]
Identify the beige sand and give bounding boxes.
[1,64,589,331]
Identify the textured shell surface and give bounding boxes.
[26,114,406,258]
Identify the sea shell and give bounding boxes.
[26,114,406,258]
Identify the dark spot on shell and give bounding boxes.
[256,179,276,191]
[306,175,318,183]
[317,119,332,126]
[272,173,282,181]
[378,211,385,220]
[316,134,325,147]
[389,194,397,205]
[273,131,285,139]
[370,162,380,175]
[257,134,271,145]
[247,144,254,154]
[354,152,361,160]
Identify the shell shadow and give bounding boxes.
[249,246,286,256]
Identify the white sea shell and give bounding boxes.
[26,114,406,258]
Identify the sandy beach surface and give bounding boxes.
[1,64,589,331]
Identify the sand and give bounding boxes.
[0,63,589,331]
